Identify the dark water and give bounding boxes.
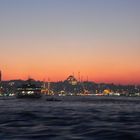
[0,96,140,140]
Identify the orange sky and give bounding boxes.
[1,38,140,84]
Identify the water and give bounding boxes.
[0,96,140,140]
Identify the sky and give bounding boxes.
[0,0,140,84]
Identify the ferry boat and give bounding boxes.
[16,79,42,98]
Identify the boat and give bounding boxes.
[16,79,42,98]
[45,95,62,101]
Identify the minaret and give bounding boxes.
[78,71,81,82]
[87,76,88,82]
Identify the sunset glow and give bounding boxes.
[0,0,140,84]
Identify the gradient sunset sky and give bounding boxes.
[0,0,140,84]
